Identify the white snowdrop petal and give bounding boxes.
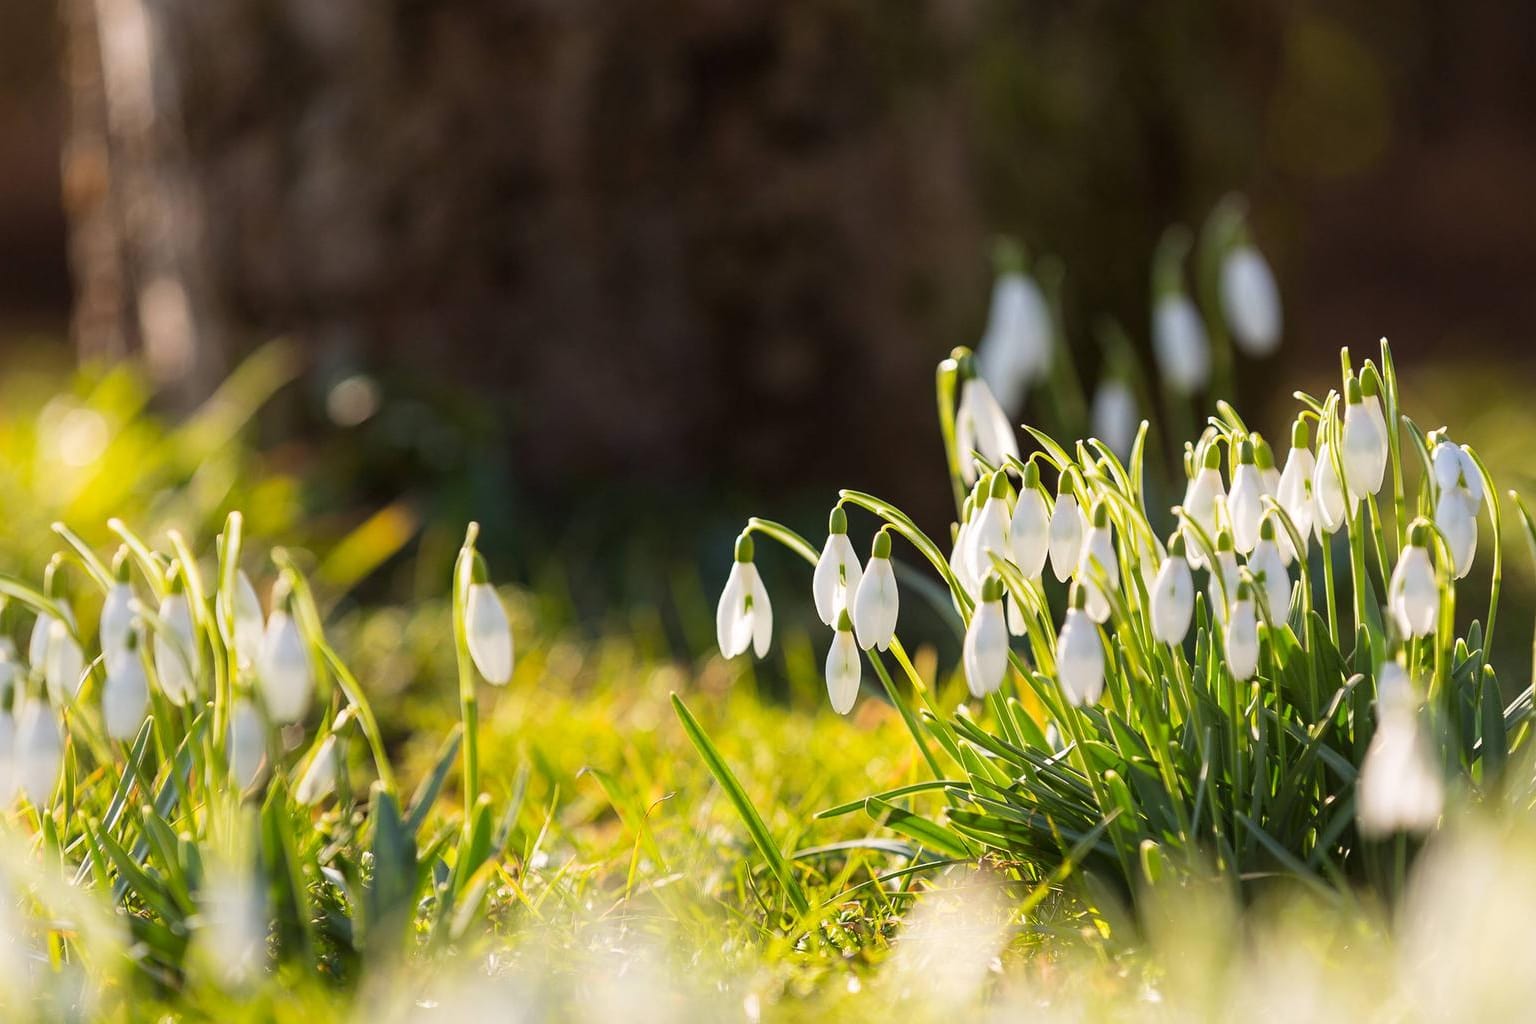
[715,563,749,659]
[1342,402,1388,500]
[44,622,86,705]
[99,583,136,659]
[295,736,339,806]
[1277,447,1316,559]
[1249,542,1292,624]
[1219,245,1282,357]
[1151,557,1194,645]
[1057,609,1104,707]
[102,650,150,741]
[228,699,267,790]
[14,698,62,807]
[1312,443,1348,535]
[1048,496,1084,583]
[813,534,862,627]
[1091,380,1138,460]
[1228,466,1264,554]
[1388,546,1439,639]
[233,571,265,668]
[1435,488,1478,580]
[466,582,515,684]
[976,273,1053,415]
[748,568,774,659]
[1152,294,1211,395]
[852,557,898,652]
[963,599,1009,699]
[964,497,1011,585]
[154,594,199,706]
[1075,526,1119,624]
[825,629,862,715]
[1225,599,1260,680]
[257,611,314,724]
[1008,490,1050,579]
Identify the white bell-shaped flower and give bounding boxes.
[233,571,265,669]
[227,698,267,790]
[813,506,864,627]
[1341,377,1388,501]
[1091,379,1138,460]
[1005,592,1028,637]
[1248,518,1292,624]
[1048,472,1085,584]
[1056,588,1104,707]
[1388,523,1439,639]
[295,735,339,806]
[963,473,1012,586]
[825,611,862,715]
[465,557,514,684]
[43,616,86,706]
[1253,434,1282,497]
[1312,440,1349,536]
[1435,485,1478,580]
[954,360,1020,486]
[1358,661,1443,837]
[99,575,136,662]
[975,269,1053,416]
[1219,244,1282,357]
[1075,502,1119,624]
[1228,439,1265,554]
[102,631,150,741]
[964,577,1010,699]
[948,501,979,606]
[1181,445,1226,568]
[1277,421,1316,561]
[1150,535,1194,646]
[155,583,200,706]
[1152,292,1211,396]
[1207,530,1240,626]
[1008,462,1050,580]
[715,535,773,660]
[1432,439,1483,508]
[852,530,899,652]
[14,697,62,807]
[1225,578,1260,681]
[257,604,315,724]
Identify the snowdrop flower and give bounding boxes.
[1056,587,1104,707]
[227,698,267,790]
[1219,243,1282,357]
[102,630,150,741]
[257,600,315,723]
[1388,521,1439,639]
[1253,434,1281,498]
[41,615,86,706]
[813,506,864,627]
[852,529,899,652]
[1358,661,1443,837]
[964,577,1009,699]
[1005,593,1028,638]
[1361,362,1390,442]
[1436,487,1478,581]
[232,571,264,669]
[954,354,1019,486]
[1248,517,1292,624]
[1008,461,1050,580]
[155,575,200,706]
[1091,378,1138,460]
[99,564,136,662]
[295,735,339,806]
[825,611,862,715]
[1228,439,1265,554]
[1432,438,1483,509]
[1225,578,1260,681]
[1342,377,1387,501]
[949,495,979,602]
[1312,440,1348,536]
[716,534,773,660]
[465,556,514,684]
[1150,534,1194,646]
[1207,530,1240,625]
[1152,292,1211,396]
[975,267,1053,416]
[1048,471,1085,584]
[1075,502,1118,624]
[14,697,62,807]
[964,472,1013,585]
[1181,444,1226,568]
[1277,419,1316,561]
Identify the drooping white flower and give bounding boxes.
[1248,518,1292,624]
[1342,377,1388,501]
[1075,502,1119,624]
[42,617,86,706]
[852,530,899,652]
[1005,592,1028,637]
[102,632,150,741]
[1225,578,1260,681]
[715,535,773,660]
[1056,589,1104,707]
[1181,445,1226,568]
[14,697,62,807]
[1435,487,1478,581]
[1152,293,1211,396]
[813,507,864,627]
[1432,439,1483,508]
[227,698,267,790]
[1048,472,1085,584]
[257,605,314,723]
[1091,379,1138,460]
[954,366,1020,486]
[1008,462,1050,580]
[964,577,1009,699]
[1253,434,1282,497]
[1277,421,1316,561]
[1388,523,1439,639]
[1150,535,1194,646]
[232,571,265,669]
[99,577,136,662]
[295,735,339,806]
[1358,661,1443,837]
[975,270,1053,416]
[1228,439,1265,554]
[1312,440,1348,536]
[963,473,1012,586]
[465,565,515,684]
[1207,530,1240,625]
[155,584,200,706]
[825,611,862,715]
[1219,244,1282,357]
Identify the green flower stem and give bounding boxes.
[452,523,482,824]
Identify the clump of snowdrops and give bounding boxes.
[708,334,1536,911]
[0,514,516,1016]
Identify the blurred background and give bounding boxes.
[2,1,1535,650]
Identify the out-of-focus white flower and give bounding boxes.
[1181,445,1226,568]
[813,506,863,627]
[465,569,514,684]
[1048,472,1085,584]
[1248,518,1292,624]
[1228,439,1265,554]
[1253,434,1282,497]
[0,705,16,806]
[1431,438,1481,580]
[1359,661,1443,837]
[954,363,1019,486]
[975,270,1053,416]
[1151,535,1194,645]
[1312,440,1349,536]
[1219,244,1282,357]
[716,535,772,660]
[233,571,264,669]
[1057,589,1104,707]
[1008,462,1050,580]
[963,473,1012,586]
[102,633,150,741]
[14,697,62,807]
[1075,502,1118,624]
[1277,420,1316,561]
[1004,592,1027,637]
[1207,530,1240,625]
[99,577,136,662]
[852,530,899,652]
[1226,578,1260,681]
[1091,379,1138,460]
[1153,293,1211,396]
[42,617,86,706]
[295,735,339,806]
[1342,377,1388,501]
[825,611,862,715]
[257,605,314,723]
[964,577,1009,699]
[1389,522,1439,639]
[228,698,267,790]
[195,855,267,986]
[155,585,199,706]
